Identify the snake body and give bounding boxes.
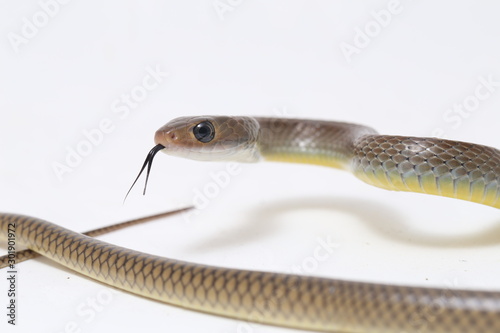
[154,117,500,208]
[0,208,191,269]
[2,116,500,332]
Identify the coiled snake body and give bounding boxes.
[1,116,499,332]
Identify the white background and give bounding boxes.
[1,1,500,332]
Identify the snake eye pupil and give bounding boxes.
[193,121,215,143]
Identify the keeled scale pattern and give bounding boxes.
[0,210,186,269]
[352,135,500,208]
[256,117,377,169]
[1,213,500,332]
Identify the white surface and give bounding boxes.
[1,1,500,332]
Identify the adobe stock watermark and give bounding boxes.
[52,65,169,181]
[7,0,72,54]
[182,162,243,223]
[339,0,406,64]
[182,106,292,223]
[288,235,341,275]
[235,235,340,333]
[5,222,18,326]
[431,74,499,138]
[213,0,244,21]
[55,288,117,333]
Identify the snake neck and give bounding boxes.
[255,117,377,170]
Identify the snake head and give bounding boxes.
[125,116,261,201]
[154,116,261,162]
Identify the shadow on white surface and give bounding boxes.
[184,196,500,253]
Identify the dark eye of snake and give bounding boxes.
[193,121,215,143]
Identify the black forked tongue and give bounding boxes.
[124,144,165,202]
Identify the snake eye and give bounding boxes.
[193,121,215,143]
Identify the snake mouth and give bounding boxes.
[124,144,165,202]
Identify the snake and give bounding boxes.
[0,208,192,269]
[1,116,500,332]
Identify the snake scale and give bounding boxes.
[0,208,191,269]
[1,116,499,332]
